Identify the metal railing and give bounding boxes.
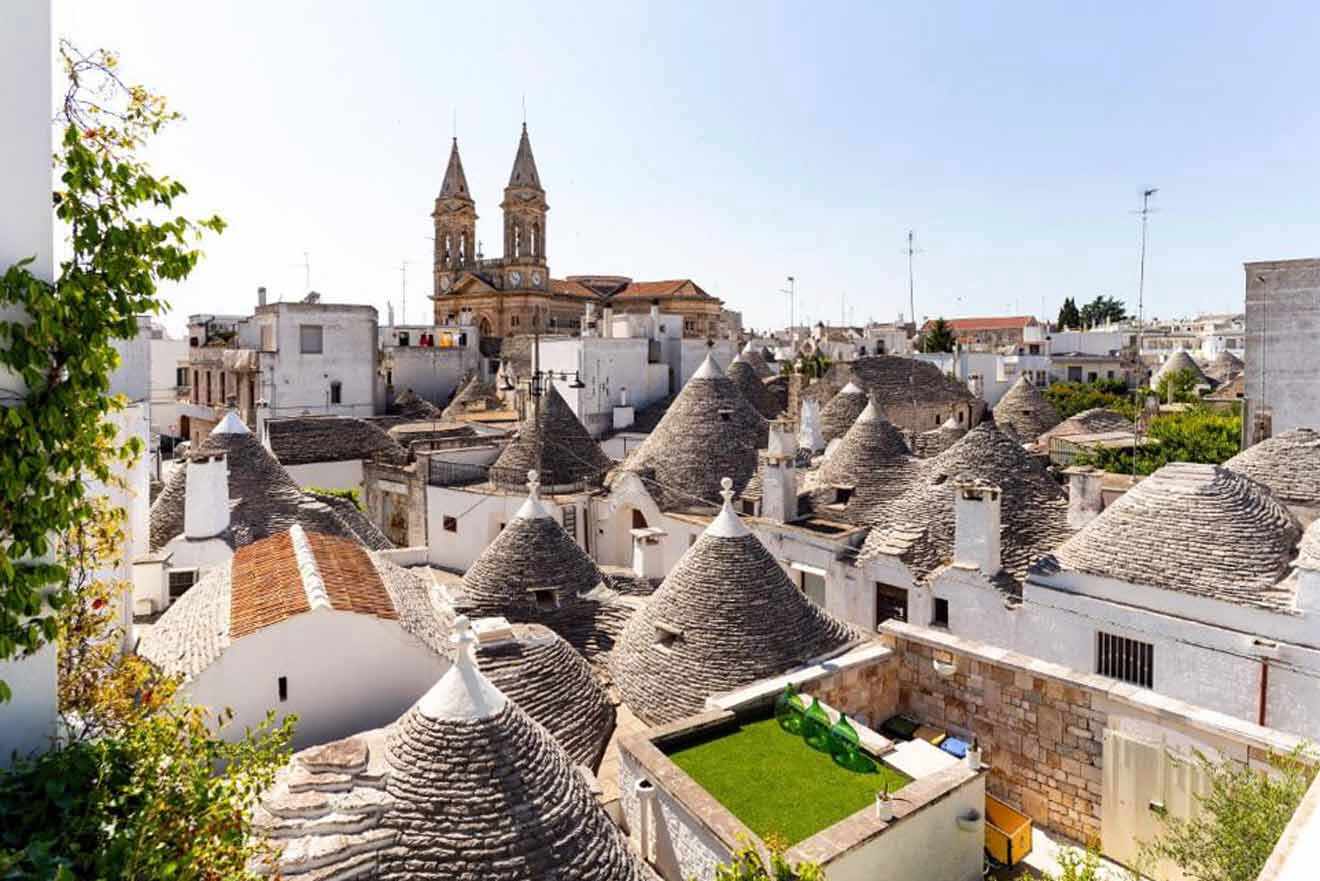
[426,456,609,492]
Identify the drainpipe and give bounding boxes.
[634,779,657,864]
[1259,658,1270,727]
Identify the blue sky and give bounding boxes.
[57,1,1320,334]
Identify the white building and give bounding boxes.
[378,311,485,412]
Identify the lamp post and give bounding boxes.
[780,275,796,346]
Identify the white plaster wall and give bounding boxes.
[186,610,447,750]
[821,775,985,881]
[0,643,58,762]
[931,567,1022,648]
[541,337,664,438]
[676,340,738,386]
[618,750,733,881]
[284,459,365,493]
[263,304,378,421]
[150,333,189,437]
[161,535,233,573]
[110,317,152,403]
[426,487,585,571]
[387,344,473,408]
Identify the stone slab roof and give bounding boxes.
[476,622,615,768]
[619,354,768,510]
[860,420,1073,584]
[739,342,775,379]
[1224,428,1320,509]
[802,356,975,409]
[265,416,409,466]
[252,623,647,881]
[809,398,920,524]
[491,385,613,489]
[1043,462,1302,609]
[910,419,967,458]
[1152,350,1212,389]
[1034,407,1134,451]
[819,383,868,443]
[992,375,1062,444]
[149,425,392,553]
[610,487,861,725]
[1205,350,1245,384]
[729,355,784,420]
[439,374,505,421]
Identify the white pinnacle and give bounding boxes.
[840,382,864,396]
[691,352,725,380]
[706,476,751,539]
[415,615,508,721]
[513,469,551,520]
[212,410,250,435]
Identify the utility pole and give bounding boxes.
[780,276,796,340]
[302,251,311,294]
[1133,187,1158,478]
[902,231,922,328]
[399,260,410,326]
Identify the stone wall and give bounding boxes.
[803,650,899,731]
[364,459,425,547]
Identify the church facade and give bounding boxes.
[430,125,724,339]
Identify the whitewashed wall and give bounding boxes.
[186,611,447,750]
[426,486,590,571]
[261,304,378,421]
[618,750,733,881]
[386,344,474,408]
[285,459,365,493]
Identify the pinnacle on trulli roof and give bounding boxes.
[707,477,751,538]
[212,410,250,435]
[691,350,723,379]
[513,470,552,520]
[416,616,508,721]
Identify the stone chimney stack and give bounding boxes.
[798,398,824,454]
[967,373,984,400]
[257,285,267,308]
[649,300,661,340]
[583,302,596,337]
[184,452,230,540]
[602,306,614,339]
[953,479,1002,576]
[759,420,799,523]
[1066,466,1105,529]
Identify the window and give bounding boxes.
[204,371,212,404]
[1097,632,1154,688]
[932,597,949,628]
[511,315,521,328]
[278,676,289,702]
[176,367,188,388]
[399,331,411,346]
[330,381,342,404]
[835,486,854,505]
[684,318,695,333]
[875,583,907,628]
[719,409,733,423]
[655,623,680,650]
[443,516,457,533]
[168,569,198,601]
[797,569,827,608]
[299,324,324,354]
[533,589,557,611]
[192,369,199,403]
[260,324,275,352]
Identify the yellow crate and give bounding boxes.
[985,794,1033,866]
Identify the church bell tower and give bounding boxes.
[433,138,477,298]
[499,123,549,293]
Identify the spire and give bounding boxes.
[507,123,542,190]
[513,470,552,520]
[415,615,508,721]
[211,410,250,435]
[439,137,471,200]
[707,476,751,538]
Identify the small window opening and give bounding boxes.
[443,516,458,533]
[719,409,733,422]
[168,569,198,601]
[278,676,289,702]
[534,589,557,611]
[835,486,854,505]
[933,598,949,628]
[330,381,342,404]
[655,624,680,650]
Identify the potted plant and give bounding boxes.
[875,781,894,821]
[966,736,982,770]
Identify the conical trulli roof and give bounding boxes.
[912,416,967,458]
[1206,350,1244,384]
[992,375,1062,443]
[814,398,919,523]
[440,373,503,421]
[459,473,606,621]
[1047,463,1300,608]
[620,353,768,509]
[475,621,615,768]
[1151,350,1210,390]
[1225,427,1320,508]
[819,382,868,442]
[253,617,646,881]
[492,384,612,489]
[148,414,390,552]
[728,354,783,419]
[860,420,1072,582]
[739,341,775,379]
[1034,407,1134,450]
[610,479,860,725]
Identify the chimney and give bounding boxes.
[759,420,799,523]
[952,479,1001,576]
[583,302,596,337]
[798,398,824,454]
[386,301,395,328]
[184,452,230,540]
[631,526,666,579]
[967,372,984,400]
[1066,466,1105,529]
[257,286,267,308]
[1296,545,1320,614]
[602,306,614,339]
[650,300,660,340]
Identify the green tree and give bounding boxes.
[1079,295,1128,328]
[1141,748,1315,881]
[1042,380,1138,421]
[307,486,364,511]
[1154,368,1202,404]
[920,317,956,353]
[714,839,824,881]
[0,44,222,680]
[1079,406,1241,476]
[1056,297,1081,331]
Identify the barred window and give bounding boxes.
[1097,631,1154,688]
[299,324,323,354]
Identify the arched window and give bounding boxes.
[512,225,522,258]
[531,222,541,258]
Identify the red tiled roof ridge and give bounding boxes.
[922,315,1038,331]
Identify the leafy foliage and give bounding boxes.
[1154,368,1202,404]
[1051,845,1107,881]
[0,483,294,880]
[920,317,956,353]
[1141,748,1316,881]
[796,352,831,379]
[0,43,222,674]
[306,485,364,512]
[1078,406,1242,476]
[1043,380,1137,421]
[713,839,824,881]
[1079,295,1128,328]
[1056,297,1081,331]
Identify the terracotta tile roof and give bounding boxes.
[549,278,599,299]
[922,315,1038,332]
[230,532,308,638]
[307,532,397,622]
[611,279,711,301]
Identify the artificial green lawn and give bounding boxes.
[666,715,912,845]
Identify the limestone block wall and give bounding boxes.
[802,651,899,731]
